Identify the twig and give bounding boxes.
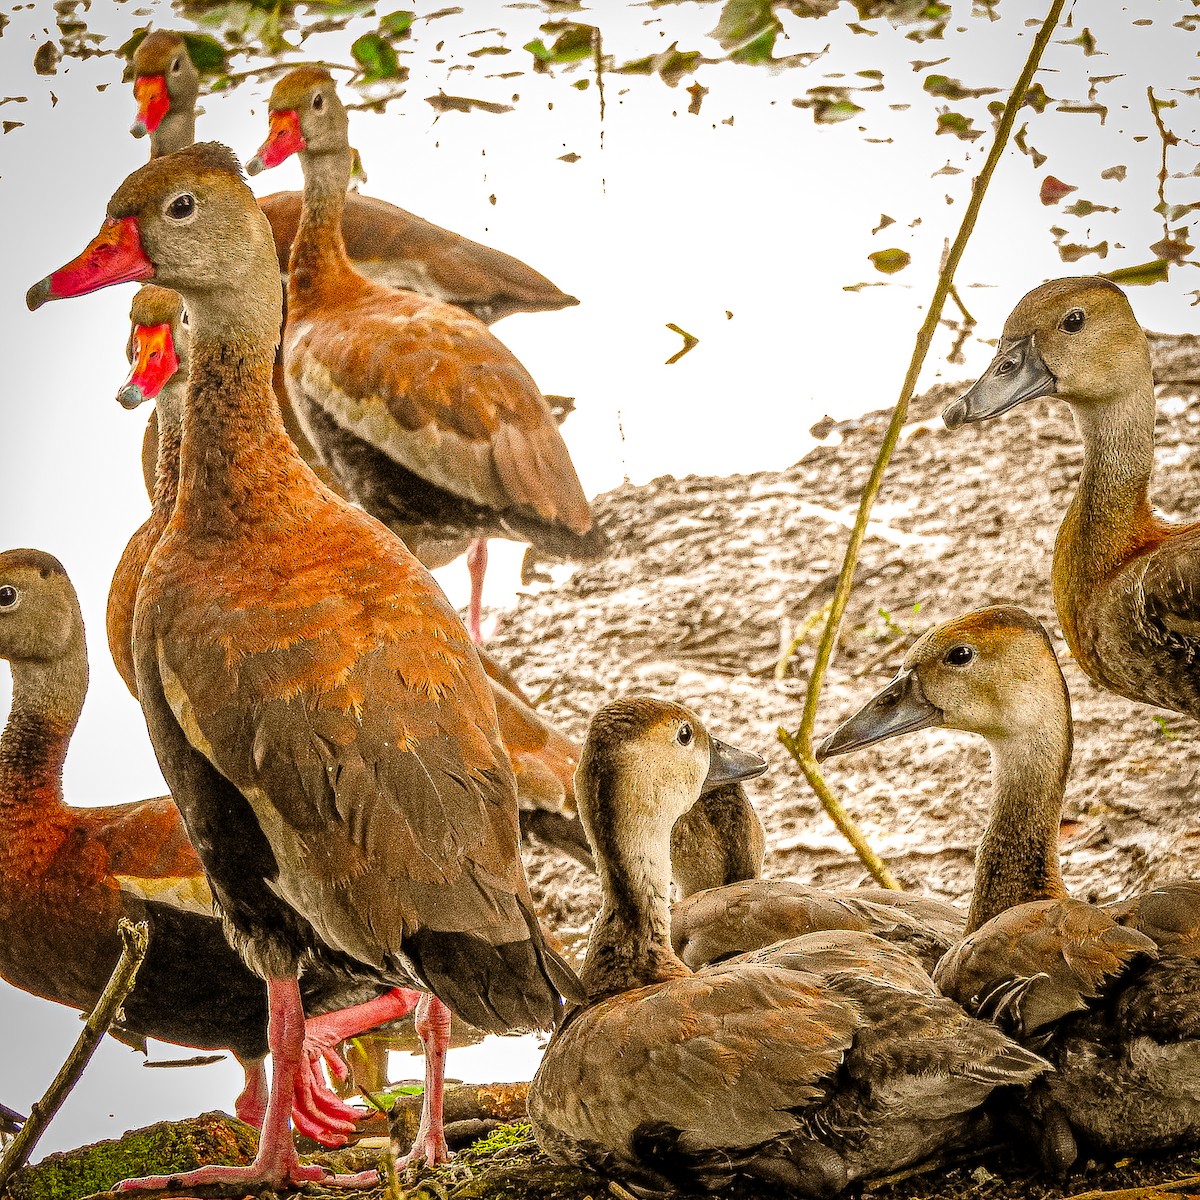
[0,920,149,1191]
[1147,86,1178,244]
[1066,1175,1200,1200]
[775,599,834,680]
[776,0,1068,890]
[948,282,976,327]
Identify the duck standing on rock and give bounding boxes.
[246,67,607,642]
[819,605,1200,1174]
[27,141,581,1192]
[529,697,1048,1198]
[943,277,1200,723]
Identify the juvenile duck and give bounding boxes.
[819,605,1200,1173]
[669,778,963,972]
[247,68,607,641]
[529,697,1048,1197]
[943,277,1200,722]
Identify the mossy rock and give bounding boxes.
[4,1112,257,1200]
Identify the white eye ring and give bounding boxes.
[171,57,182,73]
[163,192,198,224]
[0,586,20,611]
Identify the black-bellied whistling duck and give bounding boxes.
[944,277,1200,723]
[818,605,1200,1172]
[528,697,1047,1197]
[129,31,578,322]
[27,142,581,1191]
[0,546,423,1147]
[246,68,606,642]
[668,776,963,972]
[108,286,592,871]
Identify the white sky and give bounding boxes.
[1,0,1198,1160]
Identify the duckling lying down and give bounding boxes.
[529,698,1047,1198]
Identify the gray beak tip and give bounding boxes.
[245,156,265,177]
[942,398,968,430]
[26,278,52,312]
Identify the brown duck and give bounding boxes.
[529,697,1047,1197]
[28,142,581,1191]
[819,605,1200,1173]
[944,277,1200,722]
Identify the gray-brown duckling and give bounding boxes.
[529,697,1048,1198]
[819,605,1200,1175]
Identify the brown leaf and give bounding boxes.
[1040,175,1077,205]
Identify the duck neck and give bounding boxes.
[289,147,356,304]
[966,710,1072,933]
[174,326,309,532]
[149,102,196,159]
[1059,382,1157,586]
[580,794,691,1003]
[152,383,184,521]
[0,645,86,833]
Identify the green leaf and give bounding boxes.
[524,22,594,67]
[923,74,996,100]
[936,111,981,140]
[352,32,402,81]
[180,32,228,74]
[869,248,911,274]
[379,10,415,38]
[711,0,780,65]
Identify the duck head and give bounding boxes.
[246,67,350,175]
[0,550,83,669]
[27,143,281,339]
[576,697,766,878]
[943,277,1149,430]
[119,285,186,411]
[817,605,1067,759]
[129,31,199,151]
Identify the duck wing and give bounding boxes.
[933,898,1157,1039]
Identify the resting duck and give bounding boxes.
[0,546,428,1147]
[944,277,1200,722]
[246,67,607,642]
[27,142,581,1192]
[129,30,578,322]
[528,697,1047,1197]
[818,605,1200,1172]
[108,286,590,871]
[669,777,963,972]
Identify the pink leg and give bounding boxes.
[115,977,377,1192]
[234,1056,268,1129]
[466,538,488,643]
[396,994,453,1169]
[293,987,422,1145]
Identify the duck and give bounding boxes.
[246,67,607,642]
[817,604,1200,1173]
[943,276,1200,723]
[528,696,1048,1197]
[27,142,581,1192]
[0,545,433,1148]
[108,285,591,870]
[669,775,963,972]
[129,30,578,322]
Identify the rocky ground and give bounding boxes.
[510,331,1200,944]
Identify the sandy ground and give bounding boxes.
[505,331,1200,943]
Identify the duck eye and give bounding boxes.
[165,193,195,221]
[0,586,19,610]
[313,93,325,111]
[171,57,182,73]
[181,311,190,327]
[944,645,974,666]
[1060,308,1085,333]
[677,723,693,747]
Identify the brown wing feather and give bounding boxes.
[933,897,1157,1036]
[285,287,596,537]
[144,507,537,971]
